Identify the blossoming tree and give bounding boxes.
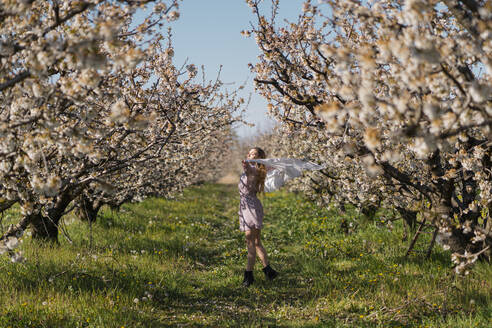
[0,0,243,261]
[246,0,492,273]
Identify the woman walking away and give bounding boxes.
[238,147,278,287]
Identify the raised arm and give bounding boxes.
[242,160,256,175]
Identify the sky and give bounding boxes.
[167,0,307,138]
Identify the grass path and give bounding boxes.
[0,183,491,327]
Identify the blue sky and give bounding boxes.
[168,0,307,138]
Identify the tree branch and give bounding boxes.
[0,70,30,92]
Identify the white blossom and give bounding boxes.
[167,11,180,21]
[109,101,130,124]
[469,82,490,104]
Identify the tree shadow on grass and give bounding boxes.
[2,305,187,328]
[151,289,284,327]
[4,264,210,322]
[118,235,225,267]
[391,248,452,267]
[7,238,234,301]
[73,228,228,267]
[94,204,237,242]
[147,270,388,327]
[145,261,339,323]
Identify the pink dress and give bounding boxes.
[238,164,264,232]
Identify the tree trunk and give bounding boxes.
[0,199,17,213]
[395,206,418,230]
[77,194,102,223]
[31,213,60,242]
[361,204,378,220]
[30,191,75,242]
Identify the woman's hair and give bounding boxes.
[251,147,267,193]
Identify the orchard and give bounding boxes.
[0,0,491,327]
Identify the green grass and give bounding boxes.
[0,183,491,327]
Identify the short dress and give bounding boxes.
[238,165,264,232]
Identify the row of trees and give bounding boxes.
[0,1,243,260]
[246,0,491,273]
[2,0,491,275]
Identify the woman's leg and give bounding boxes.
[253,229,269,267]
[245,229,256,271]
[254,229,278,280]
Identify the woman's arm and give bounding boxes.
[242,160,254,174]
[242,161,259,184]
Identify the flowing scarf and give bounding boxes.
[246,158,326,192]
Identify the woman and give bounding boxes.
[238,147,278,287]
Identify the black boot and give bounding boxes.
[242,270,254,287]
[262,264,278,280]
